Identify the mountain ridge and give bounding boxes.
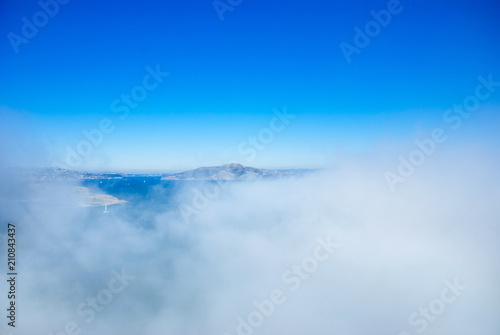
[16,164,315,181]
[160,163,312,180]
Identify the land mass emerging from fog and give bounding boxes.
[160,163,314,180]
[18,164,315,181]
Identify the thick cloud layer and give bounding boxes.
[1,139,499,335]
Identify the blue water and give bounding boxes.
[82,177,165,200]
[81,177,233,201]
[79,177,232,228]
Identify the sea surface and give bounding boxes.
[82,176,169,200]
[78,177,232,228]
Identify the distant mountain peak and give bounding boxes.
[161,163,309,181]
[222,163,244,168]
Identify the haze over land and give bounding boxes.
[1,141,500,334]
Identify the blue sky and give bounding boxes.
[1,0,499,171]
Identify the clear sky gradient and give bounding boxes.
[1,0,499,171]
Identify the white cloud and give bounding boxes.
[1,139,499,335]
